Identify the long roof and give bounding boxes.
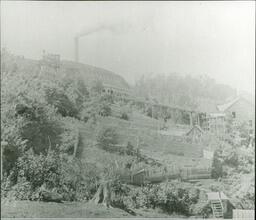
[217,96,254,112]
[186,125,204,135]
[196,98,220,113]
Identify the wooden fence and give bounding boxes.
[233,209,254,220]
[119,166,211,185]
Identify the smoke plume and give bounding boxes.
[76,22,134,39]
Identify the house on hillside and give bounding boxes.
[217,96,255,138]
[217,96,255,125]
[196,98,225,134]
[198,96,255,137]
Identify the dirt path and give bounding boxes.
[1,200,172,218]
[1,200,132,218]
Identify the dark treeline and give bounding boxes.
[133,74,236,109]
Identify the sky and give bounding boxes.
[1,1,255,95]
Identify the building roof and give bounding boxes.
[217,96,254,112]
[196,98,220,113]
[217,97,240,112]
[207,192,229,200]
[186,125,204,136]
[207,113,226,118]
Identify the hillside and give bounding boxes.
[60,60,130,90]
[1,51,130,92]
[78,108,212,173]
[2,51,254,218]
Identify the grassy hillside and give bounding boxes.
[78,109,211,173]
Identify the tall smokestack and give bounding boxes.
[74,37,79,62]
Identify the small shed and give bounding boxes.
[131,169,147,186]
[186,125,204,143]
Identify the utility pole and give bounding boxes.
[189,112,193,128]
[136,131,139,148]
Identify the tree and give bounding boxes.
[90,163,121,208]
[211,150,224,179]
[45,88,79,118]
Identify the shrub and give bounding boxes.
[19,105,63,155]
[59,117,80,155]
[99,103,112,117]
[45,88,79,118]
[192,202,212,218]
[6,180,33,200]
[120,112,129,120]
[126,182,200,216]
[211,150,224,179]
[96,126,119,152]
[80,94,112,122]
[119,105,130,120]
[2,150,101,202]
[126,142,134,155]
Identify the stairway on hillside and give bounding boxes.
[210,199,224,218]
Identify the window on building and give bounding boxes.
[232,112,236,118]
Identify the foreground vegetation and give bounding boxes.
[1,50,254,217]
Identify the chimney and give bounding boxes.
[74,37,79,62]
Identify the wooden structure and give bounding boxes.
[186,125,204,143]
[233,209,254,220]
[207,192,235,219]
[217,97,255,125]
[132,169,147,186]
[41,52,60,70]
[217,96,255,137]
[205,113,226,137]
[119,166,211,186]
[180,167,211,181]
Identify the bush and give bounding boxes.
[96,126,119,152]
[192,202,212,218]
[126,142,134,155]
[60,117,80,155]
[1,150,101,202]
[126,182,200,216]
[119,105,130,120]
[120,112,129,120]
[80,94,112,122]
[99,104,112,117]
[6,180,33,200]
[15,150,61,189]
[45,88,79,118]
[211,150,224,179]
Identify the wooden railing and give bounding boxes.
[119,166,211,185]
